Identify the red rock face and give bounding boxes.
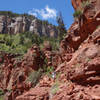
[0,45,46,100]
[71,0,82,10]
[16,87,49,100]
[60,0,100,53]
[15,26,100,100]
[0,0,100,100]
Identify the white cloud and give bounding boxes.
[28,5,57,19]
[28,11,37,17]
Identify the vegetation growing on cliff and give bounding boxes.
[0,11,67,55]
[0,11,34,19]
[73,0,92,19]
[81,0,91,9]
[56,12,67,41]
[0,89,4,100]
[0,32,60,54]
[73,10,83,19]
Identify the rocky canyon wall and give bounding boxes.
[0,15,58,37]
[0,0,100,100]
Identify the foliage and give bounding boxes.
[0,89,4,96]
[96,25,100,29]
[73,1,91,20]
[0,44,10,52]
[50,82,59,95]
[0,11,62,54]
[45,66,54,78]
[0,11,20,17]
[56,12,67,41]
[73,10,83,18]
[0,32,60,55]
[25,69,42,87]
[81,0,91,9]
[0,11,35,19]
[0,96,3,100]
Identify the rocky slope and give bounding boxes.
[0,13,58,37]
[0,0,100,100]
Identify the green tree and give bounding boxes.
[56,12,67,41]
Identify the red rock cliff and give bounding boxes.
[0,0,100,100]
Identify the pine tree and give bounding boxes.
[56,12,67,41]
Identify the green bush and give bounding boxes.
[0,31,60,55]
[45,66,54,78]
[81,0,91,9]
[0,11,19,17]
[0,89,4,95]
[0,11,35,18]
[25,69,42,87]
[0,96,4,100]
[50,82,59,95]
[73,10,83,18]
[0,44,11,52]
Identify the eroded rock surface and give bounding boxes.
[0,15,58,37]
[0,0,100,100]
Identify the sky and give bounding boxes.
[0,0,75,29]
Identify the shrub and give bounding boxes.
[50,81,59,98]
[0,31,60,55]
[25,69,42,87]
[73,10,83,18]
[81,0,91,9]
[45,66,54,78]
[0,89,4,95]
[0,96,4,100]
[0,44,11,52]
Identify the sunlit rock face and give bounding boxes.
[0,16,4,33]
[0,15,58,37]
[0,0,100,100]
[14,0,100,99]
[60,0,100,53]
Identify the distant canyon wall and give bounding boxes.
[0,15,58,37]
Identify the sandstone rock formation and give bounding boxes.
[0,45,45,100]
[0,0,100,100]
